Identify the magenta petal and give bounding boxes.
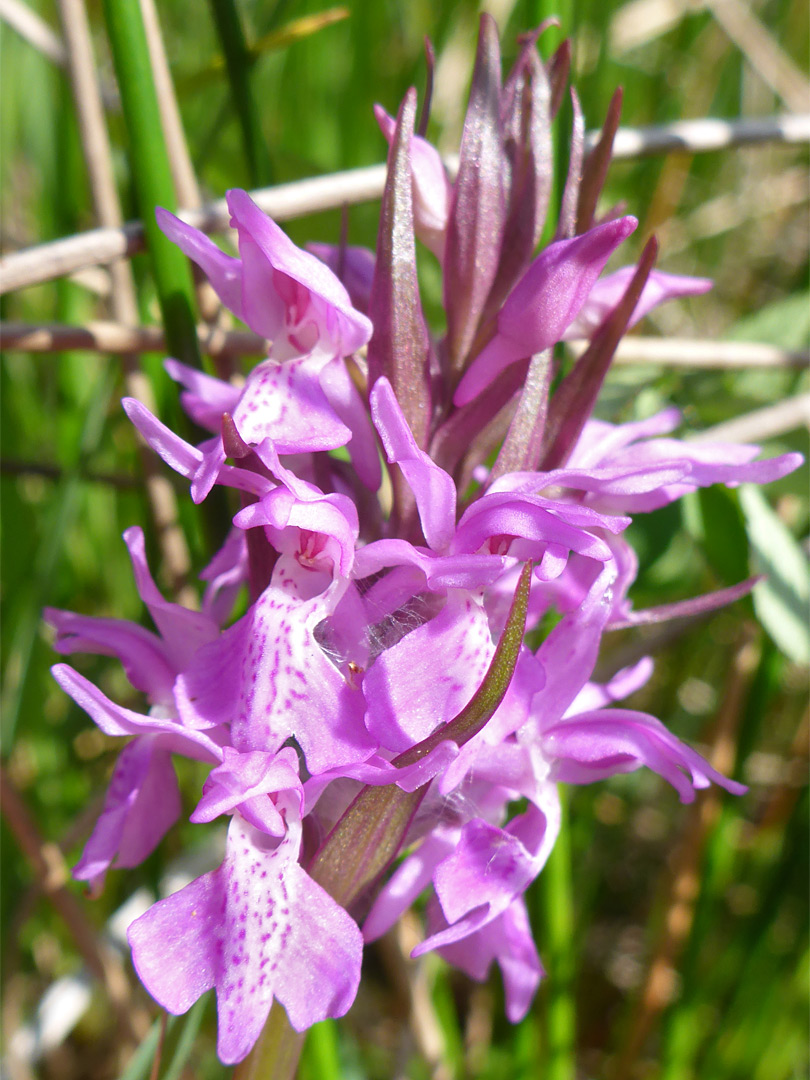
[156,208,244,319]
[231,357,351,454]
[123,398,203,478]
[128,865,220,1017]
[226,189,372,356]
[307,242,375,314]
[164,359,241,432]
[127,814,362,1064]
[544,708,748,802]
[490,461,690,499]
[529,564,615,725]
[123,526,219,671]
[201,529,249,626]
[564,266,713,340]
[363,828,458,943]
[436,897,543,1022]
[52,664,225,759]
[570,657,654,713]
[370,377,456,551]
[571,409,682,467]
[374,104,451,257]
[318,357,382,490]
[363,592,495,752]
[74,736,180,892]
[272,858,363,1033]
[433,818,538,924]
[175,578,376,773]
[352,539,506,592]
[44,607,175,704]
[190,746,301,837]
[454,491,627,562]
[455,215,638,404]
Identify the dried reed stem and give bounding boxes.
[705,0,810,113]
[57,0,195,602]
[0,0,66,65]
[0,320,264,357]
[690,393,810,444]
[4,321,807,373]
[2,114,807,295]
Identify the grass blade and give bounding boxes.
[102,0,201,368]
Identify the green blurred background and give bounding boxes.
[1,1,808,1077]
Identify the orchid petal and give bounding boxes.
[455,216,638,405]
[128,814,362,1064]
[164,358,241,432]
[44,607,176,704]
[175,575,376,774]
[544,708,747,802]
[364,591,495,751]
[564,267,713,340]
[52,664,225,759]
[371,377,456,550]
[156,208,244,319]
[74,736,180,893]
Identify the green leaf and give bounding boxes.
[118,1016,175,1080]
[102,0,200,369]
[695,486,750,588]
[725,292,810,350]
[208,0,273,185]
[739,485,810,664]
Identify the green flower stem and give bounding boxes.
[299,1019,341,1080]
[540,788,576,1080]
[232,1005,305,1080]
[102,0,200,369]
[208,0,273,186]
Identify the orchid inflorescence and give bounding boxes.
[46,16,801,1067]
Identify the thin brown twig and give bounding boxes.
[149,1011,169,1080]
[0,319,264,357]
[689,393,810,444]
[139,0,200,209]
[56,0,195,604]
[0,763,151,1045]
[572,337,810,370]
[0,0,118,106]
[137,0,225,337]
[755,707,810,834]
[4,321,807,373]
[2,114,807,296]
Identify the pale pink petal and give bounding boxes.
[164,358,241,432]
[128,814,363,1063]
[74,736,180,892]
[454,216,638,405]
[371,377,456,551]
[44,607,175,704]
[563,266,713,340]
[363,592,495,751]
[156,209,244,318]
[544,708,747,802]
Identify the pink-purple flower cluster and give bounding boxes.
[47,17,801,1066]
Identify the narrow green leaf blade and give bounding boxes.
[740,484,810,664]
[103,0,200,368]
